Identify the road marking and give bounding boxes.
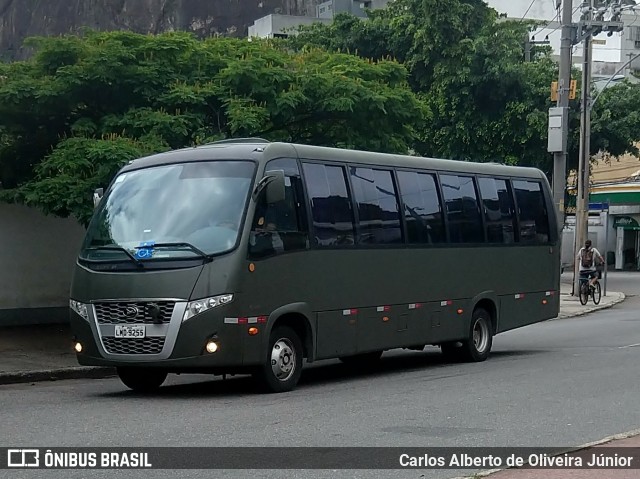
[619,343,640,349]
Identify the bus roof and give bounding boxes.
[120,139,546,181]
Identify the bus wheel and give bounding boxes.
[462,308,493,362]
[117,367,167,392]
[440,308,493,363]
[254,326,303,393]
[339,351,383,366]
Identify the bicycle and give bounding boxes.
[579,273,601,305]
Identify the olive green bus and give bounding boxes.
[69,139,560,393]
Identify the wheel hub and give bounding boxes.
[270,338,295,381]
[473,318,489,353]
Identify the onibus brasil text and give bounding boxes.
[39,451,151,468]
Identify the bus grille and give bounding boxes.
[94,302,175,324]
[102,337,166,355]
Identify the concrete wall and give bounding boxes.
[0,203,86,325]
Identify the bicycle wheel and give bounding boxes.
[592,281,601,305]
[579,282,589,305]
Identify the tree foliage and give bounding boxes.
[289,0,640,176]
[3,3,640,224]
[0,31,423,223]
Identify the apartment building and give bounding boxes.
[248,0,391,38]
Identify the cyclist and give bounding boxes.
[577,239,603,291]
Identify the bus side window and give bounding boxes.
[478,177,516,244]
[440,174,484,244]
[349,167,402,245]
[248,159,309,259]
[302,162,356,247]
[513,180,550,244]
[397,170,445,244]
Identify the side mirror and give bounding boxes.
[253,170,286,204]
[93,188,104,208]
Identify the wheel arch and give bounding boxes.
[471,293,498,335]
[266,303,315,362]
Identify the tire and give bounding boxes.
[117,368,167,392]
[339,351,383,366]
[579,283,589,305]
[441,308,493,362]
[592,281,602,305]
[253,326,303,393]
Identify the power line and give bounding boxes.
[520,0,538,21]
[537,5,582,37]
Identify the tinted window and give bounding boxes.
[349,167,402,245]
[513,180,550,244]
[249,158,309,259]
[478,177,516,244]
[440,175,484,243]
[302,163,355,247]
[397,171,445,244]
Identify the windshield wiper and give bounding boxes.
[84,246,144,267]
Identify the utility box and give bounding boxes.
[548,107,568,153]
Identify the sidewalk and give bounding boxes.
[456,430,640,479]
[0,324,115,384]
[0,287,625,385]
[557,282,625,319]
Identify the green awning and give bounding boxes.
[613,216,640,229]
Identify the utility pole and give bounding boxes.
[550,0,574,234]
[525,33,551,62]
[574,1,594,297]
[571,0,626,295]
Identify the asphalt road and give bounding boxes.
[2,271,640,479]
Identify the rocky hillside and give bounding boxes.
[0,0,324,59]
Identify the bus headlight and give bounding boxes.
[183,294,233,321]
[69,300,89,320]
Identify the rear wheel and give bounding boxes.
[592,281,602,305]
[253,326,303,393]
[441,308,493,362]
[117,368,167,392]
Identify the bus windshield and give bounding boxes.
[80,161,256,261]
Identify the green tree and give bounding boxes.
[289,0,640,178]
[0,31,424,223]
[591,81,640,159]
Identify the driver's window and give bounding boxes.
[248,159,309,259]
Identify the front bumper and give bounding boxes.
[70,303,265,370]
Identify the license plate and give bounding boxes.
[115,325,145,338]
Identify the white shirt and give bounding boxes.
[577,246,602,272]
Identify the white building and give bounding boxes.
[248,14,331,39]
[248,0,391,39]
[487,0,639,77]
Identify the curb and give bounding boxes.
[449,428,640,479]
[557,292,626,319]
[0,366,116,386]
